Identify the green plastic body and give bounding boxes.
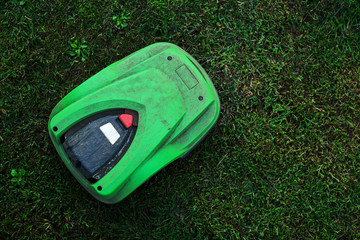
[48,43,220,204]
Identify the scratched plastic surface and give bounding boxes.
[62,115,131,178]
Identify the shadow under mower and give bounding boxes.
[48,42,220,204]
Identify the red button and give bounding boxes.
[119,114,133,128]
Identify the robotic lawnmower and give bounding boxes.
[48,43,220,204]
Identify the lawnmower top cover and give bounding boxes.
[48,42,220,204]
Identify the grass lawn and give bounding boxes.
[1,0,360,238]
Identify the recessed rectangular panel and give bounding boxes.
[176,64,199,89]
